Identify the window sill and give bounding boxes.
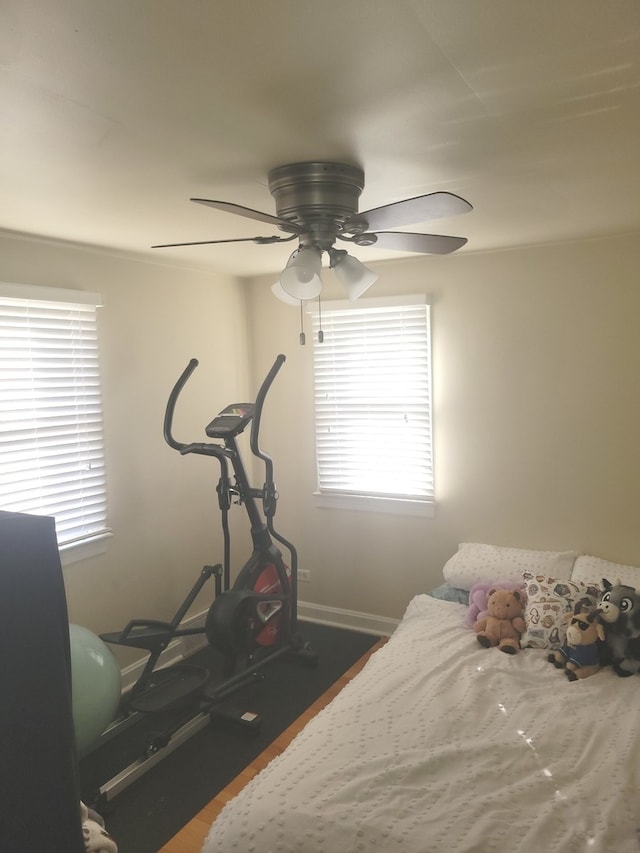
[59,531,112,567]
[313,492,435,518]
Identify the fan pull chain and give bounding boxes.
[299,301,306,345]
[318,294,324,344]
[317,295,324,343]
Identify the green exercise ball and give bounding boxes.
[69,624,122,755]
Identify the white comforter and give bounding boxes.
[203,594,640,853]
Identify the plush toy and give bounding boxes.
[597,578,640,677]
[464,580,526,630]
[474,587,526,654]
[81,801,118,853]
[547,599,605,681]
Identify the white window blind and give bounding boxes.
[311,296,433,503]
[0,283,110,547]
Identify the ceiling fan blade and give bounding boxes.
[151,234,297,249]
[363,231,468,255]
[348,192,472,232]
[191,198,300,231]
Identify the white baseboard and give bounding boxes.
[118,600,398,691]
[297,601,399,637]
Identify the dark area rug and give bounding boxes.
[79,621,380,853]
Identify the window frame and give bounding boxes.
[0,281,112,562]
[309,294,435,518]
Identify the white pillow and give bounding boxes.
[571,554,640,589]
[443,542,578,592]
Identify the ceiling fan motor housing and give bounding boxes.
[153,161,470,258]
[268,162,365,247]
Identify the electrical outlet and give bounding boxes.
[298,569,311,582]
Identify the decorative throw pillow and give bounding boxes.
[571,555,640,589]
[520,572,601,650]
[442,543,578,592]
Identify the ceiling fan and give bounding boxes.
[152,161,472,303]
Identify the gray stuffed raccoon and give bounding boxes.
[596,578,640,677]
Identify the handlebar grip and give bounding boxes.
[164,358,199,450]
[250,354,286,457]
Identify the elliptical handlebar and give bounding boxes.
[163,353,286,476]
[163,357,199,452]
[250,353,286,482]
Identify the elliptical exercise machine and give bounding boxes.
[97,354,315,800]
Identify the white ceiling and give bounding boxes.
[2,0,639,278]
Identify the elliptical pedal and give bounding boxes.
[129,664,209,714]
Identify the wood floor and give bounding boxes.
[158,636,387,853]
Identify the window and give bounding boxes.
[311,295,434,515]
[0,282,110,552]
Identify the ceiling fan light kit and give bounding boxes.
[153,160,472,320]
[279,246,323,300]
[329,248,379,301]
[271,280,305,306]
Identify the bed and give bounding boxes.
[202,543,640,853]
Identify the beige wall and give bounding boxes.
[247,233,640,620]
[4,228,640,636]
[0,231,252,666]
